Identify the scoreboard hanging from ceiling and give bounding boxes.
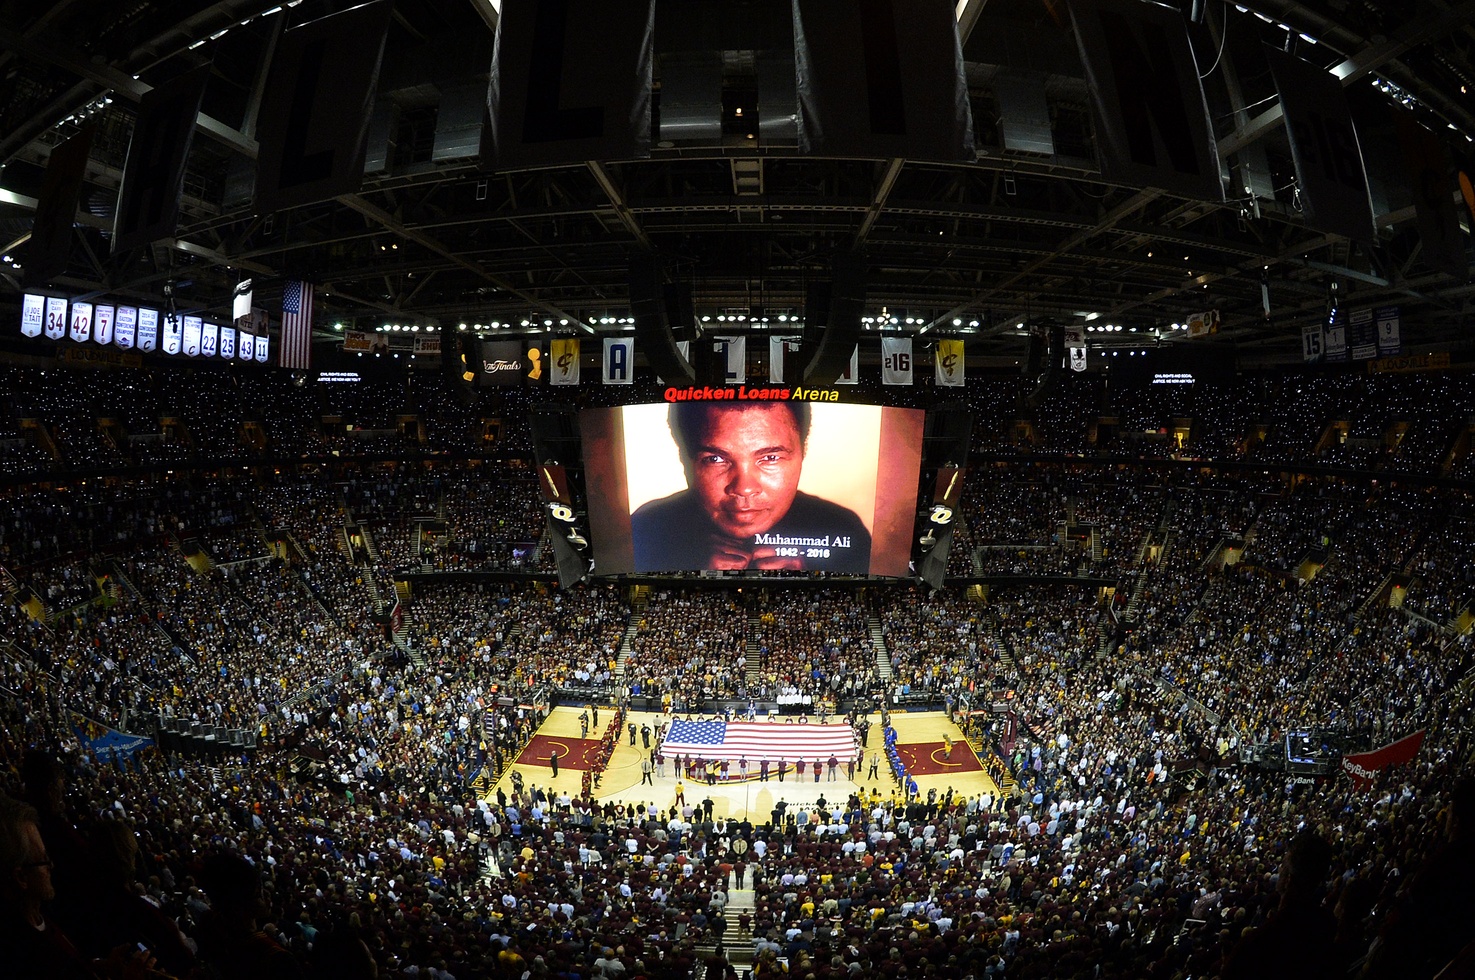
[19,293,271,364]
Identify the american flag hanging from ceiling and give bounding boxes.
[279,279,313,370]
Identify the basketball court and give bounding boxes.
[488,706,999,820]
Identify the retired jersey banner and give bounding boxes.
[1301,321,1324,363]
[219,325,236,359]
[935,339,964,386]
[44,297,67,340]
[1376,306,1402,356]
[92,305,114,345]
[69,301,93,343]
[769,336,803,384]
[1349,308,1377,361]
[21,294,45,339]
[201,321,218,357]
[551,338,581,385]
[602,338,634,384]
[714,336,747,384]
[1325,308,1349,361]
[881,337,913,385]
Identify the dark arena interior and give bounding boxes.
[4,0,1475,977]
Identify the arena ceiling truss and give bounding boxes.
[0,0,1472,364]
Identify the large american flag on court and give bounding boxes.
[279,279,313,370]
[660,720,856,765]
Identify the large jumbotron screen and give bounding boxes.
[582,401,925,576]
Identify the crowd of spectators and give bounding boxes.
[3,368,1475,978]
[625,590,749,709]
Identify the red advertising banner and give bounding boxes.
[1342,730,1425,789]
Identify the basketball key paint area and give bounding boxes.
[893,741,983,777]
[514,734,607,770]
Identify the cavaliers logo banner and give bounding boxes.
[935,339,964,387]
[551,338,581,385]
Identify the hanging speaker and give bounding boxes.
[801,251,865,385]
[630,256,696,385]
[662,281,698,341]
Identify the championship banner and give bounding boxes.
[792,0,974,162]
[93,304,114,345]
[413,335,441,357]
[1325,308,1349,361]
[602,338,634,384]
[137,308,159,352]
[1301,321,1324,363]
[715,336,747,384]
[770,336,803,384]
[482,339,528,386]
[69,301,93,343]
[881,337,913,385]
[1348,309,1376,361]
[551,338,581,385]
[182,314,202,357]
[487,0,655,169]
[1265,46,1376,244]
[114,306,137,349]
[935,339,964,386]
[1067,0,1222,202]
[161,314,183,355]
[835,344,859,384]
[1342,730,1425,789]
[254,0,393,211]
[1375,306,1402,356]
